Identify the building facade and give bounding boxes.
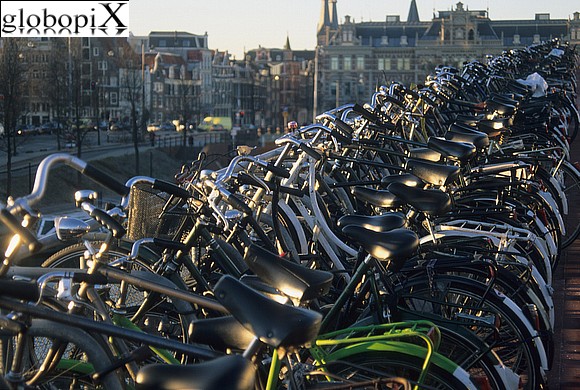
[315,0,579,112]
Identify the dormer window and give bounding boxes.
[343,30,353,42]
[400,35,408,46]
[513,34,521,44]
[381,36,389,46]
[533,34,541,44]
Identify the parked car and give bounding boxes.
[147,123,161,132]
[17,124,38,136]
[109,122,128,132]
[160,122,176,131]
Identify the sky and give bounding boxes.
[129,0,578,59]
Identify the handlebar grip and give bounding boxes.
[72,273,109,285]
[0,280,40,302]
[299,143,322,161]
[334,118,353,137]
[82,164,130,196]
[89,208,126,238]
[329,127,352,145]
[265,162,291,179]
[153,238,187,251]
[381,94,406,109]
[226,193,252,215]
[0,209,42,253]
[152,179,191,199]
[279,185,306,197]
[353,104,381,123]
[237,172,273,190]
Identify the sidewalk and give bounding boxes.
[548,135,580,388]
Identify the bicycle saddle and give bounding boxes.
[405,158,460,187]
[407,147,442,162]
[426,137,476,164]
[188,316,255,352]
[381,173,426,188]
[387,182,452,216]
[485,98,516,116]
[214,275,322,348]
[476,118,511,138]
[340,226,419,271]
[337,212,407,233]
[352,186,404,208]
[446,123,490,149]
[454,113,486,125]
[136,354,255,390]
[243,244,333,302]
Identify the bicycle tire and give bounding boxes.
[554,160,580,249]
[41,242,196,353]
[321,350,475,389]
[1,318,123,389]
[352,315,514,389]
[393,274,547,389]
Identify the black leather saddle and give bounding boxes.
[446,123,490,149]
[136,354,255,390]
[243,244,333,302]
[381,173,425,188]
[427,137,476,164]
[352,186,404,208]
[405,158,460,186]
[387,181,452,216]
[337,212,407,233]
[340,226,418,271]
[408,147,441,162]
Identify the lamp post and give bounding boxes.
[141,40,146,138]
[313,45,319,121]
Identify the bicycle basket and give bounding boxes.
[126,183,187,241]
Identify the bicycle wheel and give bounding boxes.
[553,160,580,249]
[352,315,514,389]
[318,350,474,389]
[1,319,123,389]
[393,275,546,389]
[42,242,196,357]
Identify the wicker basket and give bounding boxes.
[126,183,186,241]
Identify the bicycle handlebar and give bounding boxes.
[80,202,126,239]
[0,209,42,253]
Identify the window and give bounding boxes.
[342,30,353,42]
[356,56,364,70]
[330,83,337,96]
[404,58,411,71]
[159,40,166,47]
[343,56,352,70]
[93,47,99,56]
[110,92,118,105]
[513,34,521,44]
[183,40,190,47]
[378,58,392,70]
[98,61,108,71]
[381,36,389,46]
[400,35,408,46]
[331,56,339,70]
[533,34,541,44]
[397,58,404,70]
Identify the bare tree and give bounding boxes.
[67,38,91,160]
[44,38,68,150]
[177,78,196,146]
[0,38,26,198]
[118,42,144,175]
